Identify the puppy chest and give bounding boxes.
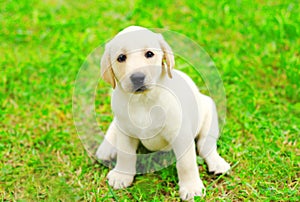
[120,101,181,139]
[127,105,166,137]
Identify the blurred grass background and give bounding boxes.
[1,0,299,201]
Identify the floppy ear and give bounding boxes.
[157,34,175,78]
[101,43,116,88]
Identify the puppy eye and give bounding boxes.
[117,54,127,62]
[145,51,154,58]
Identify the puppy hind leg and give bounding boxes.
[197,97,218,158]
[96,121,118,161]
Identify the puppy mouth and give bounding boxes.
[133,85,148,93]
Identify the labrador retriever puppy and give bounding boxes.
[96,26,230,200]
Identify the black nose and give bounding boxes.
[130,72,145,86]
[130,72,146,92]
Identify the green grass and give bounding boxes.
[1,0,299,201]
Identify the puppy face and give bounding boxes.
[110,35,164,93]
[101,27,174,93]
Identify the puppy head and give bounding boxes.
[101,26,174,93]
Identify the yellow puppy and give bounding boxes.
[96,26,230,200]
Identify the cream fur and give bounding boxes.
[96,26,230,200]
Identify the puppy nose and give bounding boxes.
[130,72,145,85]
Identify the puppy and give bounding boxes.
[96,26,230,200]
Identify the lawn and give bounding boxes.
[1,0,299,201]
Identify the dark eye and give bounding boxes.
[145,51,154,58]
[117,54,126,62]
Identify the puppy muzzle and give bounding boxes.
[130,72,147,93]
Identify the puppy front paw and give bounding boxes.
[179,179,206,201]
[107,169,134,189]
